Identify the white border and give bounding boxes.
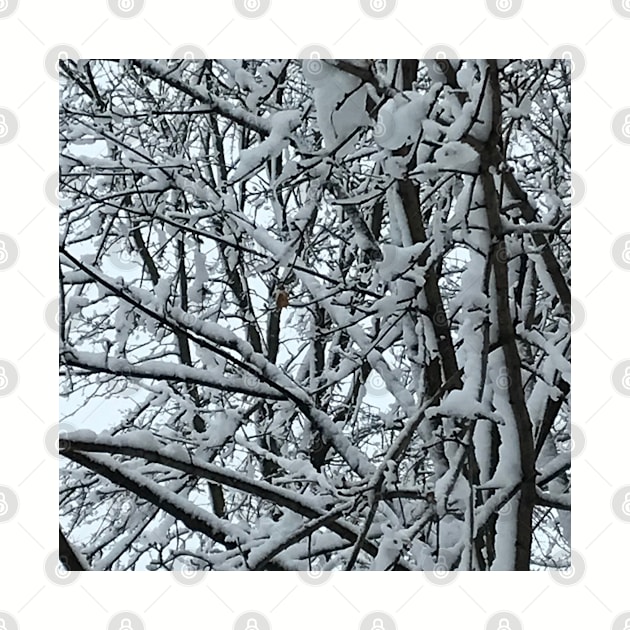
[0,1,628,628]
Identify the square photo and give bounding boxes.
[58,58,571,572]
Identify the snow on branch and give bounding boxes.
[59,58,570,571]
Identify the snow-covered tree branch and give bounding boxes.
[59,58,570,571]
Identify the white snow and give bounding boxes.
[303,59,370,157]
[374,92,428,150]
[118,429,160,450]
[434,141,479,171]
[231,109,301,181]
